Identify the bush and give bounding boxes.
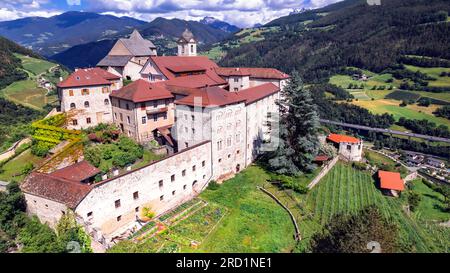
[207,180,220,190]
[21,163,34,175]
[352,161,367,171]
[407,191,421,212]
[31,141,54,157]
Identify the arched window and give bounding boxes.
[104,99,109,105]
[70,103,76,110]
[84,101,90,108]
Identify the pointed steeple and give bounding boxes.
[181,28,194,42]
[129,29,144,40]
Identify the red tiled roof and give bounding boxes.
[235,83,279,105]
[166,65,206,73]
[378,170,405,191]
[21,172,92,209]
[215,67,290,80]
[149,56,220,81]
[164,74,227,89]
[57,67,120,88]
[327,133,360,144]
[51,160,100,182]
[175,86,246,107]
[111,79,174,103]
[174,83,280,107]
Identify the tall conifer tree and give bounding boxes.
[268,71,320,175]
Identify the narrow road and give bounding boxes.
[320,119,450,144]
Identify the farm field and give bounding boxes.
[404,65,450,87]
[0,80,56,110]
[303,162,450,252]
[351,99,450,127]
[0,54,64,111]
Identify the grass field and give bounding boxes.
[409,179,449,222]
[0,80,55,110]
[0,149,45,182]
[0,54,63,111]
[351,99,450,127]
[192,166,296,252]
[404,65,450,87]
[14,54,55,76]
[363,149,408,177]
[113,166,298,253]
[303,162,450,252]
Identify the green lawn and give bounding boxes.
[410,179,449,222]
[112,166,298,253]
[195,166,296,252]
[14,54,55,75]
[0,149,44,182]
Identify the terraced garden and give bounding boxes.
[302,162,450,252]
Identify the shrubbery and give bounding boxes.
[84,135,144,171]
[30,140,55,157]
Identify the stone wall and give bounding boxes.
[338,141,363,162]
[75,141,212,239]
[0,137,31,162]
[24,193,68,228]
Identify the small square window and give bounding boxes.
[228,154,231,158]
[192,165,196,172]
[182,169,186,176]
[133,191,139,200]
[172,190,176,196]
[159,180,163,188]
[160,195,164,201]
[86,117,91,124]
[218,158,222,163]
[87,212,93,218]
[135,207,139,212]
[171,174,175,182]
[117,215,121,222]
[183,185,187,190]
[115,199,121,208]
[202,161,206,167]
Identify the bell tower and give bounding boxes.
[177,29,197,56]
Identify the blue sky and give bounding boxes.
[0,0,342,27]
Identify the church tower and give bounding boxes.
[177,29,197,56]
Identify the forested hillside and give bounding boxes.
[220,0,450,83]
[0,36,41,90]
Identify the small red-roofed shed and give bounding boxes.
[378,170,405,197]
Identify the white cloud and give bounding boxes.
[67,0,81,6]
[0,7,60,21]
[0,0,343,27]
